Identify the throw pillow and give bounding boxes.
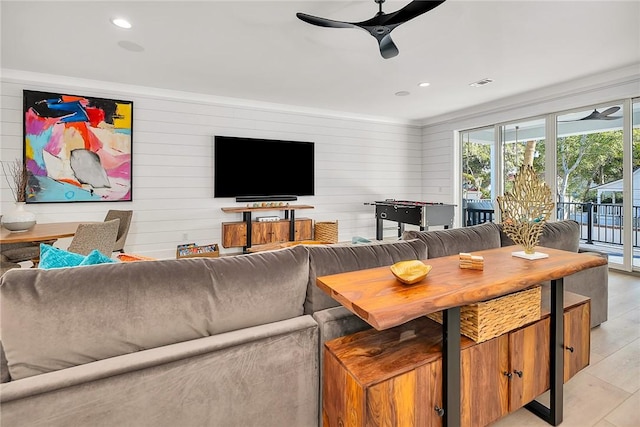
[39,244,85,269]
[79,250,117,266]
[117,253,156,262]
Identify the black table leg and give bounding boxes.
[376,218,383,240]
[242,211,252,254]
[525,278,564,425]
[289,210,296,241]
[443,306,461,427]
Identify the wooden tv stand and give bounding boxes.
[221,205,314,253]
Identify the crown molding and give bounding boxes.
[1,68,421,128]
[418,63,640,127]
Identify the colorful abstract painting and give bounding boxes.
[23,90,133,203]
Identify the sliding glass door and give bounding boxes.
[501,119,546,194]
[556,103,632,267]
[461,127,495,226]
[633,99,640,269]
[459,97,639,271]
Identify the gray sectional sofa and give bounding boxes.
[0,239,425,427]
[0,220,608,427]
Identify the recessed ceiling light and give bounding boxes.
[111,17,132,29]
[469,78,494,88]
[418,82,430,88]
[395,91,410,97]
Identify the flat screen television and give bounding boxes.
[214,135,315,200]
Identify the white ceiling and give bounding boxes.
[2,0,639,122]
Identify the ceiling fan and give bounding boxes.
[560,106,622,122]
[296,0,447,59]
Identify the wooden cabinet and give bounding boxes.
[222,218,312,248]
[323,291,591,427]
[461,335,510,426]
[458,291,591,426]
[323,318,456,427]
[538,287,591,383]
[251,221,286,244]
[458,318,552,426]
[563,302,590,382]
[251,219,312,245]
[506,318,551,413]
[222,222,247,248]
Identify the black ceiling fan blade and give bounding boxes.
[378,34,399,59]
[380,0,447,26]
[296,12,356,29]
[297,0,447,59]
[558,106,624,122]
[578,109,622,121]
[598,106,620,117]
[579,109,601,120]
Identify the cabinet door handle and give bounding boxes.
[503,371,513,378]
[513,370,523,378]
[434,406,445,417]
[566,346,574,353]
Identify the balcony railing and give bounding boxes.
[463,200,495,226]
[464,200,640,248]
[557,202,640,248]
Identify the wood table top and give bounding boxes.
[1,222,86,244]
[316,246,607,331]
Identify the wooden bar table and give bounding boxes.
[316,246,607,427]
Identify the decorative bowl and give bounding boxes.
[390,260,432,284]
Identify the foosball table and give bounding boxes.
[366,200,455,240]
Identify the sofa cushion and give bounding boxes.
[0,340,9,383]
[402,222,502,259]
[305,239,428,314]
[0,245,309,380]
[499,220,580,252]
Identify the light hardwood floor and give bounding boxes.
[492,270,640,427]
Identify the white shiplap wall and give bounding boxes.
[420,64,640,226]
[0,74,422,258]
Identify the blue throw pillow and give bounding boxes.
[39,244,85,269]
[79,250,117,266]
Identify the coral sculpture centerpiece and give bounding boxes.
[497,165,554,259]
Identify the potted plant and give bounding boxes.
[1,159,36,232]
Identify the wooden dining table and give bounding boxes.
[1,222,86,244]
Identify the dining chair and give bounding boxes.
[68,219,120,256]
[0,242,40,265]
[1,256,21,276]
[104,210,133,253]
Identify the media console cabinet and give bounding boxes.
[221,204,313,252]
[316,246,607,427]
[323,290,590,427]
